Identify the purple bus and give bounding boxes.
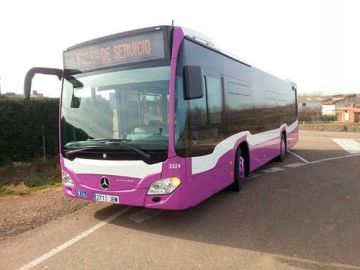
[24,26,298,210]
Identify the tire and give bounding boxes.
[276,134,287,162]
[228,147,246,192]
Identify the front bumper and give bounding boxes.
[63,183,183,210]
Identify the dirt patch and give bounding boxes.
[0,158,61,195]
[0,187,88,242]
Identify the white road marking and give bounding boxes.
[128,209,163,224]
[284,162,306,168]
[262,167,285,173]
[255,153,360,175]
[273,254,360,270]
[310,153,360,164]
[332,138,360,154]
[287,150,311,164]
[19,206,131,270]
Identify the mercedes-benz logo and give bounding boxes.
[100,177,110,189]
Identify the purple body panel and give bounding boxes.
[61,127,298,210]
[167,27,184,157]
[60,26,299,210]
[250,135,281,170]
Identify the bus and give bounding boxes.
[24,25,298,210]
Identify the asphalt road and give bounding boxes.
[1,130,360,270]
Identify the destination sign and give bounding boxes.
[64,31,167,71]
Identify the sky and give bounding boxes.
[0,0,359,97]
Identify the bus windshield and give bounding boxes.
[61,65,170,156]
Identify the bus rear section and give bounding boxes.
[24,25,298,210]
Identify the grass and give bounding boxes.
[0,157,61,197]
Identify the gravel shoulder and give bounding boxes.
[0,187,88,243]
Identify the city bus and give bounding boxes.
[24,25,298,210]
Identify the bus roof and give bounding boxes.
[64,25,172,52]
[63,25,253,68]
[64,25,295,85]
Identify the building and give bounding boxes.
[32,90,44,98]
[321,96,345,116]
[321,94,360,116]
[321,95,345,116]
[321,104,336,116]
[334,94,360,108]
[336,107,360,123]
[298,96,327,111]
[298,93,360,120]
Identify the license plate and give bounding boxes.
[93,193,119,204]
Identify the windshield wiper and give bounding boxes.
[63,146,98,158]
[89,138,131,142]
[87,138,152,159]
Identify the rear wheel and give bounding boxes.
[276,134,287,162]
[228,147,246,191]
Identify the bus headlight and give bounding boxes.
[62,171,74,187]
[147,177,181,195]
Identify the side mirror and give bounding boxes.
[184,66,204,100]
[24,67,63,100]
[70,94,81,108]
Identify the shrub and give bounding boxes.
[0,97,59,164]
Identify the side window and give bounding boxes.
[189,76,222,126]
[223,75,256,133]
[175,39,227,157]
[206,76,222,124]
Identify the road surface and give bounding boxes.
[1,130,360,270]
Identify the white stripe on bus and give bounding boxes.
[192,120,298,174]
[64,158,162,179]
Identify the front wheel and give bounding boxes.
[228,147,246,192]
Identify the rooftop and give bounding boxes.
[298,96,328,103]
[336,107,360,112]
